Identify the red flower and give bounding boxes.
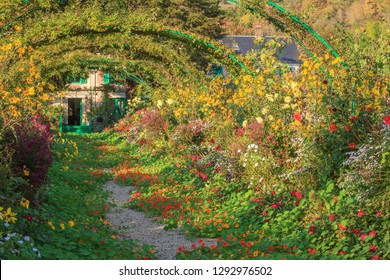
[177,247,183,252]
[384,116,390,125]
[345,125,351,131]
[295,191,302,200]
[308,248,316,255]
[222,242,228,247]
[349,142,356,149]
[100,240,105,244]
[269,246,274,252]
[262,212,267,217]
[338,223,347,230]
[283,244,289,249]
[191,244,196,249]
[198,239,203,244]
[360,234,367,241]
[210,244,216,249]
[329,123,338,132]
[357,210,364,217]
[376,212,382,217]
[350,116,358,122]
[209,138,215,144]
[370,255,381,260]
[369,245,377,252]
[329,215,335,221]
[369,231,377,237]
[293,112,302,122]
[272,203,278,209]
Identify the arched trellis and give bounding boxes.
[1,2,255,78]
[24,36,210,92]
[226,0,348,70]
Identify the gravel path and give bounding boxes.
[104,181,216,260]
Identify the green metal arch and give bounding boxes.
[226,0,348,69]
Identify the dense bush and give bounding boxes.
[3,115,53,200]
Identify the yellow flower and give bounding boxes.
[60,222,65,230]
[14,25,23,32]
[68,220,75,227]
[23,166,30,177]
[268,115,275,121]
[261,107,269,115]
[20,198,30,209]
[4,207,17,223]
[284,96,292,103]
[256,117,264,123]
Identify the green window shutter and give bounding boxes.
[104,73,110,84]
[80,77,87,84]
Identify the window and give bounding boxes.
[103,73,110,84]
[70,77,87,84]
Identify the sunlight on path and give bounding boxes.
[104,181,216,260]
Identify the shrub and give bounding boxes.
[4,114,53,199]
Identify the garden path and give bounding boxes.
[104,180,217,260]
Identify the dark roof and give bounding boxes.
[220,35,301,65]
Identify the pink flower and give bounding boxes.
[262,212,267,217]
[272,203,278,209]
[360,234,367,241]
[369,231,376,237]
[357,210,364,217]
[376,212,382,217]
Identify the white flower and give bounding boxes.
[24,236,30,241]
[237,149,241,153]
[18,240,24,244]
[4,236,10,241]
[254,162,258,167]
[166,98,174,105]
[4,223,9,228]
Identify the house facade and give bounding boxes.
[59,70,127,133]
